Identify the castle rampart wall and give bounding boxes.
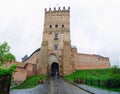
[74,53,110,70]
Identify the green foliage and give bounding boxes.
[0,42,16,66]
[4,53,16,61]
[0,64,17,76]
[14,75,46,89]
[110,65,120,74]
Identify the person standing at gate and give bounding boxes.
[55,69,58,78]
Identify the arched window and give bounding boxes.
[62,24,64,28]
[55,25,58,28]
[50,25,52,28]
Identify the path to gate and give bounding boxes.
[10,77,92,94]
[50,77,91,94]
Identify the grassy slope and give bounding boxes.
[65,69,120,92]
[65,69,110,82]
[13,75,46,89]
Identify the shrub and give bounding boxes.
[111,66,120,74]
[0,64,17,76]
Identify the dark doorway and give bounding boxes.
[51,62,59,76]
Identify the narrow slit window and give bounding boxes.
[55,34,58,38]
[54,44,58,50]
[54,34,58,40]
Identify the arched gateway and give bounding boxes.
[51,62,59,76]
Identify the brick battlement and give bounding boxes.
[45,7,70,16]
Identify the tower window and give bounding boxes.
[62,24,64,28]
[54,44,58,50]
[50,25,52,28]
[55,34,58,38]
[54,34,58,40]
[55,25,58,28]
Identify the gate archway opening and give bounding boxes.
[51,62,59,76]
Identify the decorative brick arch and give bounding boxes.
[48,54,57,64]
[47,54,63,76]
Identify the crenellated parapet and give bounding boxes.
[45,6,70,16]
[45,6,70,12]
[44,6,70,32]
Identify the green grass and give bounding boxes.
[13,75,46,89]
[65,68,120,92]
[65,69,110,82]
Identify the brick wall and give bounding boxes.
[13,67,27,82]
[74,53,110,70]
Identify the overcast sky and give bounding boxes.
[0,0,120,66]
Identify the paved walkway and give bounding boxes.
[10,77,91,94]
[10,85,48,94]
[50,77,90,94]
[78,84,120,94]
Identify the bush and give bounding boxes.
[0,64,17,76]
[111,66,120,74]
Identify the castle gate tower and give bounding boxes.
[37,7,73,76]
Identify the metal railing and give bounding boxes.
[74,78,120,89]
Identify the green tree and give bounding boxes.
[111,65,120,74]
[0,42,16,66]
